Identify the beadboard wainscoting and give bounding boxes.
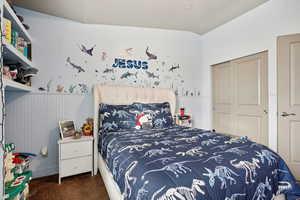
[5,92,93,178]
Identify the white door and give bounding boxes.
[212,51,268,145]
[278,34,300,180]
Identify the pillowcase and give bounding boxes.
[99,103,138,132]
[133,102,174,129]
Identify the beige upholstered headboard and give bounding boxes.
[93,85,176,174]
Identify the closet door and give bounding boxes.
[278,34,300,180]
[231,52,268,145]
[212,52,268,145]
[212,62,234,135]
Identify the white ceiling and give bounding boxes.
[14,0,269,34]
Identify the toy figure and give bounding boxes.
[4,144,16,184]
[81,118,93,136]
[135,114,152,129]
[3,66,12,79]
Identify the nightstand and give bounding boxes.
[175,114,193,127]
[58,136,93,184]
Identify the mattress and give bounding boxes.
[98,126,300,200]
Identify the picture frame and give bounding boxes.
[59,120,76,139]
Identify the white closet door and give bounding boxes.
[212,51,268,145]
[278,34,300,180]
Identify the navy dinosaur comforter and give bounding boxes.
[99,125,300,200]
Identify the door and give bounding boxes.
[212,51,268,145]
[278,34,300,180]
[212,62,234,134]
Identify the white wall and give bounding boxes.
[201,0,300,151]
[5,8,203,177]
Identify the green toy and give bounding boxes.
[5,171,32,200]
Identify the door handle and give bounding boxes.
[281,112,296,117]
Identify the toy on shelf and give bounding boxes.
[81,118,93,136]
[5,171,32,200]
[4,143,35,200]
[4,144,16,184]
[13,152,37,174]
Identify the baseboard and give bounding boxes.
[31,166,58,179]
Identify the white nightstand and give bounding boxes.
[58,136,94,184]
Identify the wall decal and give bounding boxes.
[112,58,148,70]
[37,41,200,97]
[38,87,46,91]
[145,47,157,60]
[125,48,133,56]
[101,51,107,61]
[103,68,114,73]
[56,85,64,93]
[68,85,77,93]
[154,81,160,86]
[79,44,96,56]
[66,57,85,73]
[145,71,159,79]
[47,80,53,92]
[78,83,89,94]
[169,64,180,72]
[120,71,138,79]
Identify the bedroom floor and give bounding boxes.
[29,173,109,200]
[29,173,300,200]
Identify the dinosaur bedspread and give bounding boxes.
[99,125,300,200]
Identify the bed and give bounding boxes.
[93,85,300,200]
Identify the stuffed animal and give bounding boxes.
[81,118,93,136]
[135,114,152,129]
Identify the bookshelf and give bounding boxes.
[1,1,36,199]
[4,79,32,92]
[2,0,36,92]
[3,40,34,69]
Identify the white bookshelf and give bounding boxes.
[4,79,32,92]
[3,40,34,69]
[2,0,36,92]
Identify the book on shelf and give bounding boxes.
[11,30,18,47]
[3,17,12,43]
[3,18,31,60]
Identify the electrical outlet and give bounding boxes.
[40,147,48,157]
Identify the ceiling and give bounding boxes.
[14,0,269,35]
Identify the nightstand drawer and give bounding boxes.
[61,141,92,159]
[61,156,92,177]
